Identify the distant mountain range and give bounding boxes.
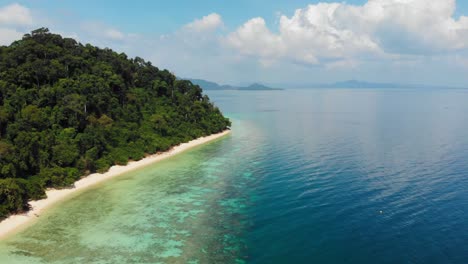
[188,79,282,91]
[188,79,466,90]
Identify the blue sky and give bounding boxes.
[12,0,468,33]
[4,0,370,33]
[1,0,468,87]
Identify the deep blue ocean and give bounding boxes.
[1,88,468,263]
[208,88,468,263]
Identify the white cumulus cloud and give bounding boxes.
[225,17,286,61]
[105,28,125,40]
[0,3,33,26]
[184,13,223,32]
[0,27,23,45]
[225,0,468,66]
[0,3,34,45]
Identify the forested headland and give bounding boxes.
[0,28,230,219]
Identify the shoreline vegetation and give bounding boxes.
[0,129,230,239]
[0,29,230,224]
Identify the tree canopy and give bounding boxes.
[0,28,230,219]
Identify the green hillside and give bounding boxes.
[0,28,230,219]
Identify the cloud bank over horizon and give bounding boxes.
[227,0,468,66]
[1,1,468,86]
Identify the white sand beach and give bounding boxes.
[0,130,231,239]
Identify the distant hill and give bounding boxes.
[237,83,282,91]
[187,79,233,90]
[189,79,282,91]
[189,79,466,90]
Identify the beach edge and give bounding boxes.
[0,130,231,240]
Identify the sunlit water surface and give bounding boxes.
[1,88,468,263]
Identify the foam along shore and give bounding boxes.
[0,130,231,239]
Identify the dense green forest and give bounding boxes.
[0,28,230,219]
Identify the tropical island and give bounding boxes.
[0,28,230,220]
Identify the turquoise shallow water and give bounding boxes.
[2,88,468,263]
[0,120,260,263]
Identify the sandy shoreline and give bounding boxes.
[0,130,231,240]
